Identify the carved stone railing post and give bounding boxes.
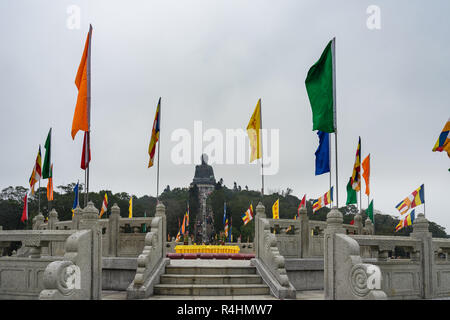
[72,206,82,230]
[411,213,436,299]
[78,202,102,300]
[155,202,167,258]
[255,202,265,259]
[47,209,59,255]
[324,207,386,300]
[298,206,309,257]
[32,212,45,230]
[108,203,120,257]
[354,213,363,235]
[363,218,374,235]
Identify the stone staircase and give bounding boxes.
[154,264,271,296]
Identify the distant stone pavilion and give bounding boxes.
[191,154,216,244]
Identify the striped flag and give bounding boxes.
[395,209,416,232]
[350,137,361,191]
[432,118,450,157]
[99,193,108,218]
[181,212,187,235]
[395,184,425,215]
[312,187,333,213]
[246,99,262,162]
[241,204,254,226]
[29,146,42,195]
[148,98,161,168]
[224,218,229,238]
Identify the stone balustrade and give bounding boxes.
[0,228,101,300]
[252,202,296,299]
[126,202,168,299]
[34,203,153,258]
[323,207,450,300]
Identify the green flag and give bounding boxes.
[367,200,374,222]
[346,177,357,205]
[42,128,52,179]
[305,39,335,133]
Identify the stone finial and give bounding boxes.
[364,218,374,235]
[412,213,430,234]
[81,201,99,220]
[49,209,58,220]
[111,203,120,216]
[256,202,266,218]
[72,205,83,219]
[155,202,166,217]
[298,206,307,217]
[326,207,345,234]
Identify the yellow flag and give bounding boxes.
[246,99,262,162]
[272,199,279,219]
[129,197,133,218]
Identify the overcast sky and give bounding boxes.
[0,0,449,230]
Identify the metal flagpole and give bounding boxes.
[156,98,161,204]
[86,25,92,207]
[331,37,339,208]
[260,98,264,199]
[329,133,332,208]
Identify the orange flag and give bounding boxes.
[71,25,92,140]
[362,154,370,196]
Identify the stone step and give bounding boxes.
[154,284,270,296]
[160,274,263,285]
[165,265,256,275]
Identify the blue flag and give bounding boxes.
[72,182,79,210]
[223,202,227,226]
[315,131,330,175]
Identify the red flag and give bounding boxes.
[81,131,91,170]
[297,194,306,215]
[350,219,355,225]
[21,194,28,223]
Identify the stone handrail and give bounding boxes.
[0,228,101,300]
[324,207,387,300]
[253,203,296,299]
[126,203,168,299]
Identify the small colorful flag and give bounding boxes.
[80,131,91,170]
[72,182,79,217]
[99,193,108,218]
[148,98,161,168]
[315,131,330,175]
[223,201,227,226]
[229,217,232,242]
[432,118,450,157]
[362,154,370,196]
[46,164,53,201]
[241,204,254,226]
[247,99,262,162]
[395,209,416,232]
[42,128,52,179]
[29,146,42,195]
[272,199,279,219]
[297,194,306,217]
[346,177,357,205]
[367,199,374,223]
[312,187,333,213]
[350,137,361,192]
[224,218,229,238]
[395,184,425,215]
[185,204,190,228]
[181,212,187,235]
[128,196,133,218]
[21,194,28,223]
